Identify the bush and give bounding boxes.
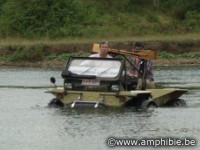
[177,53,200,59]
[158,51,175,59]
[0,0,83,38]
[8,45,45,62]
[46,51,89,61]
[0,0,199,38]
[158,51,200,60]
[185,11,200,29]
[0,55,6,61]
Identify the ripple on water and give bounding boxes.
[0,66,199,150]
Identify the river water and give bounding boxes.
[0,66,199,150]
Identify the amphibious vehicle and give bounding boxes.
[47,44,187,110]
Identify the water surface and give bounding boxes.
[0,66,199,150]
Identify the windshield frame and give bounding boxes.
[65,57,124,81]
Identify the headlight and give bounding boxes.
[111,85,119,91]
[65,83,73,89]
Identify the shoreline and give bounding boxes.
[1,58,200,68]
[0,34,199,68]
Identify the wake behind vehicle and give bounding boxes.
[47,54,187,111]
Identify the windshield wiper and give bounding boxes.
[97,67,111,75]
[80,66,94,75]
[62,70,96,79]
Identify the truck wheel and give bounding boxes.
[141,100,157,112]
[48,98,64,108]
[171,99,186,107]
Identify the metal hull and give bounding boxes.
[148,88,188,106]
[48,87,187,108]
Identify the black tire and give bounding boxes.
[48,98,64,108]
[171,99,186,107]
[141,100,157,112]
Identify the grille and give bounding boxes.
[73,85,109,92]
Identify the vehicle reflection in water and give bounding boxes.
[0,66,199,150]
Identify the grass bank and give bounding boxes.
[0,33,200,46]
[0,33,200,67]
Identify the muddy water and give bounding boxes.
[0,66,199,150]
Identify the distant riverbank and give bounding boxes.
[1,58,200,68]
[0,34,199,68]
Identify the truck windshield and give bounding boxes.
[68,59,121,78]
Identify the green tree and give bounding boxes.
[0,0,82,38]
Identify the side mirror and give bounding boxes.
[50,77,56,84]
[50,77,57,88]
